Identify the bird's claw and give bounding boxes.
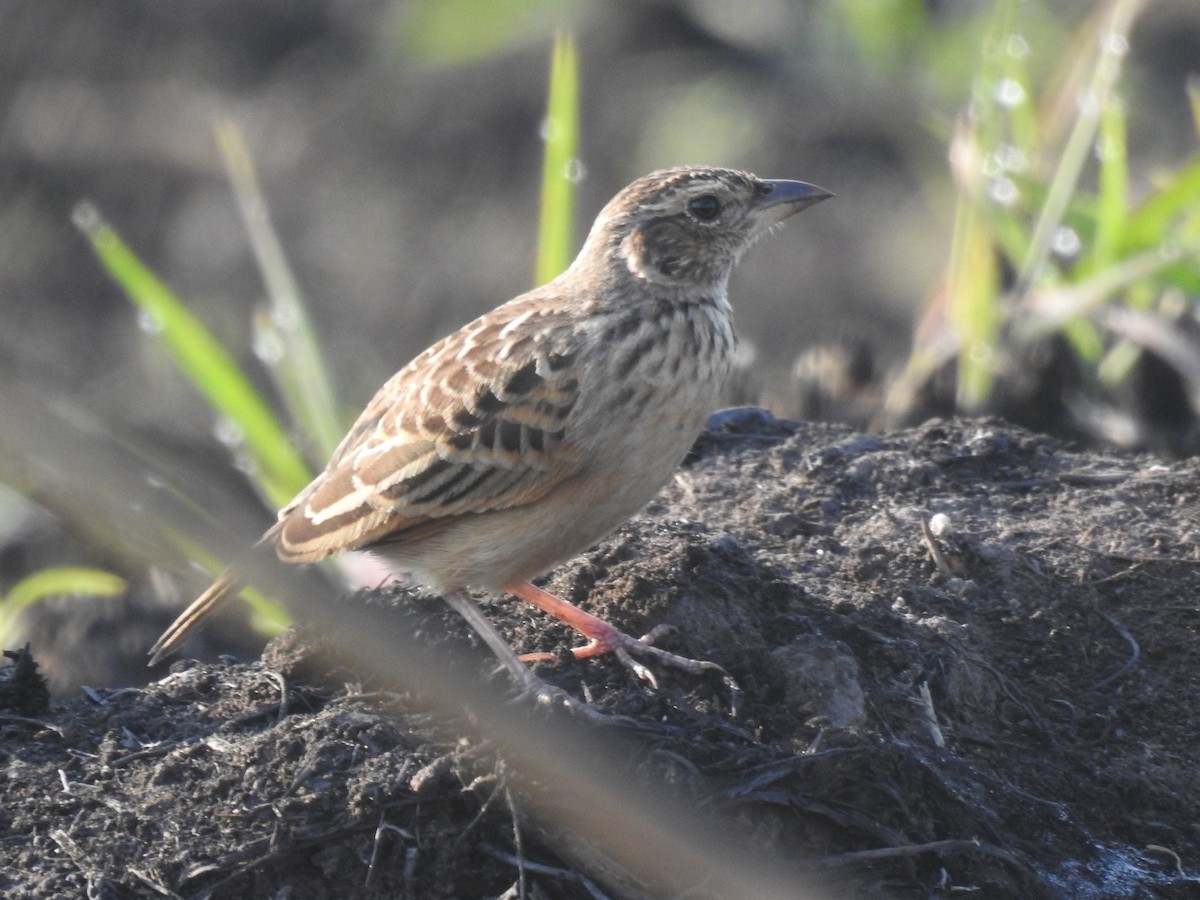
[610,628,743,715]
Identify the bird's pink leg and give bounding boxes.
[505,580,731,691]
[506,580,623,661]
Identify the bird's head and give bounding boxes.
[576,166,832,291]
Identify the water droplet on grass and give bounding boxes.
[137,309,163,335]
[253,328,284,366]
[1051,226,1081,258]
[213,417,244,448]
[989,177,1019,207]
[1101,31,1128,57]
[564,158,586,183]
[994,78,1026,108]
[1005,34,1030,59]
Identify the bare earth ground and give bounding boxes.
[3,414,1200,899]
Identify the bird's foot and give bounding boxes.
[608,624,728,690]
[442,589,616,722]
[521,622,741,712]
[515,672,621,724]
[507,581,741,711]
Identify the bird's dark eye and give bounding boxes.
[686,194,721,222]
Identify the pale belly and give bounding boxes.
[378,299,733,593]
[381,393,718,592]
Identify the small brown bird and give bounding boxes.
[149,166,831,687]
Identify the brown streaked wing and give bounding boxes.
[274,296,584,560]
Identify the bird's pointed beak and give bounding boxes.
[753,179,834,230]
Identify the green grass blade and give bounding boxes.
[996,11,1035,157]
[1188,75,1200,140]
[1021,242,1191,336]
[215,117,345,463]
[1089,94,1127,274]
[949,192,1000,410]
[1121,154,1200,253]
[4,567,127,613]
[397,0,567,65]
[73,203,311,508]
[535,31,579,286]
[1,566,127,643]
[1014,0,1141,299]
[838,0,928,70]
[969,0,1018,156]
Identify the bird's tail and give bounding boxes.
[147,568,241,666]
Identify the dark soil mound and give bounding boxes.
[4,415,1199,898]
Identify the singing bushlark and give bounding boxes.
[150,166,831,688]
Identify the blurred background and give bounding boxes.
[2,0,1199,691]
